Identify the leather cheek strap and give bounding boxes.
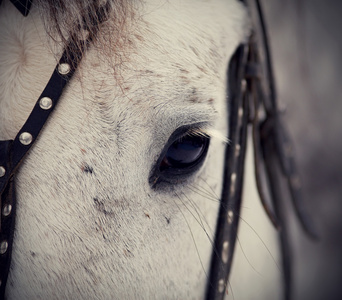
[0,3,112,298]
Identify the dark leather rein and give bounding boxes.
[0,1,315,299]
[206,1,316,299]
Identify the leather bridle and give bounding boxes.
[206,1,316,299]
[0,1,315,299]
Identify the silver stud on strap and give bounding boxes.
[241,79,247,93]
[218,279,225,293]
[58,63,71,75]
[227,210,234,224]
[222,241,229,264]
[230,172,237,196]
[235,144,241,157]
[19,132,33,145]
[0,241,8,255]
[238,107,243,119]
[2,204,12,217]
[0,166,5,177]
[39,97,53,110]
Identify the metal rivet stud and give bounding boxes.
[39,97,53,110]
[235,144,241,157]
[238,107,243,119]
[19,132,33,145]
[58,63,71,75]
[230,173,237,196]
[218,279,225,293]
[222,241,229,264]
[2,204,12,217]
[241,79,247,92]
[0,241,8,255]
[227,210,234,224]
[0,166,5,177]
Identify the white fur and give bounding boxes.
[0,0,280,299]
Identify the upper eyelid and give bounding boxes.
[164,123,211,146]
[180,126,228,145]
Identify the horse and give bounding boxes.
[0,0,308,299]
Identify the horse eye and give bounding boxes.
[159,135,209,172]
[149,125,211,187]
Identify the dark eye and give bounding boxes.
[159,135,209,171]
[149,125,210,187]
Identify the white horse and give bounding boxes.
[0,0,281,299]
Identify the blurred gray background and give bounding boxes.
[262,0,342,299]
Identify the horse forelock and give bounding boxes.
[35,0,131,32]
[32,0,134,58]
